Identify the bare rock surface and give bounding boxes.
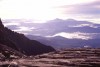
[0,48,100,67]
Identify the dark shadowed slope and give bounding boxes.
[0,19,18,50]
[0,19,55,56]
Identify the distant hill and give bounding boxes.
[0,19,55,56]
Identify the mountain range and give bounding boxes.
[3,18,100,48]
[4,18,100,35]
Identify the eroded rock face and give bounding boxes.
[0,18,55,56]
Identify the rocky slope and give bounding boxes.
[0,43,24,60]
[0,48,100,67]
[0,18,55,56]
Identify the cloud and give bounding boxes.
[59,0,100,19]
[4,22,20,26]
[13,26,35,32]
[47,32,100,40]
[71,24,98,28]
[61,0,100,15]
[54,32,92,40]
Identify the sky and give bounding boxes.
[0,0,100,23]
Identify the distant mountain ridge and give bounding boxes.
[25,19,100,48]
[3,18,100,48]
[0,19,55,56]
[4,19,100,36]
[26,35,100,49]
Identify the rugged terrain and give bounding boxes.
[0,18,55,56]
[0,19,100,67]
[0,48,100,67]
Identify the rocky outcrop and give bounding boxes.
[0,43,24,60]
[0,19,55,56]
[0,18,4,29]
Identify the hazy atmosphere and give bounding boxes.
[0,0,100,48]
[0,0,100,23]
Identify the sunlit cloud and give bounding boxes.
[4,22,20,26]
[46,32,99,40]
[54,32,92,40]
[71,24,98,28]
[13,26,35,32]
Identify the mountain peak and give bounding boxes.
[0,18,4,28]
[66,19,76,21]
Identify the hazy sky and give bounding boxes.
[0,0,100,23]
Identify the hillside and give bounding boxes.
[0,18,55,56]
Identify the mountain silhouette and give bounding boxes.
[0,19,55,56]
